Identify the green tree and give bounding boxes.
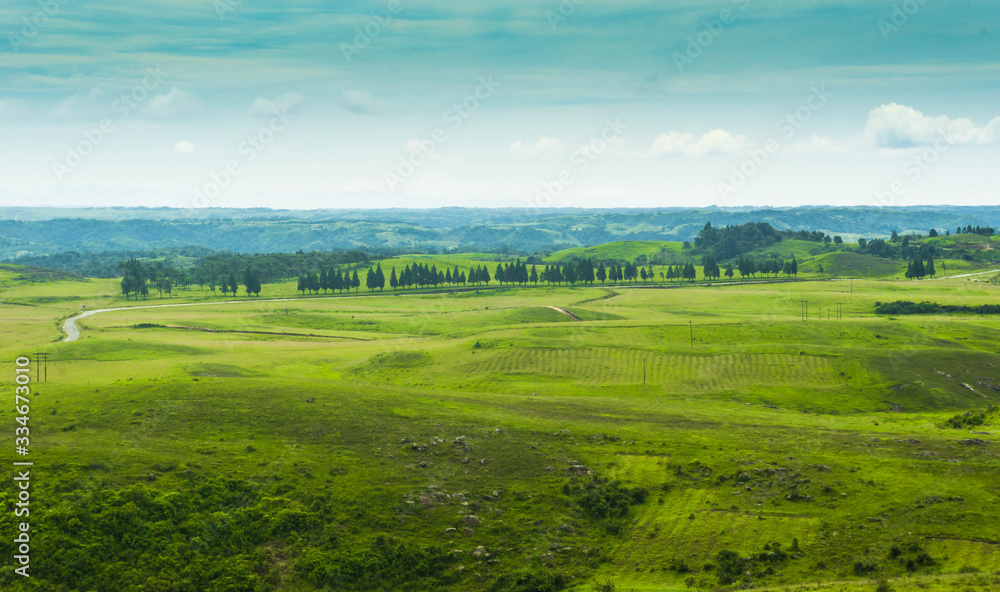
[565,262,579,285]
[530,265,538,285]
[596,262,607,283]
[389,266,398,290]
[351,270,361,292]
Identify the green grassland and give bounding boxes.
[2,261,1000,591]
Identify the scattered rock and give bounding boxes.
[400,437,410,444]
[958,439,987,446]
[443,527,456,534]
[464,515,481,527]
[471,546,487,558]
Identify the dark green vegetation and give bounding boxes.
[874,301,1000,315]
[2,235,1000,591]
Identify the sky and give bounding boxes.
[1,0,998,210]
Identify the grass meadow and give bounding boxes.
[2,263,1000,591]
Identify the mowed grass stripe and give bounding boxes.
[461,349,841,388]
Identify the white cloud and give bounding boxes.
[145,87,202,119]
[174,141,197,154]
[642,129,748,157]
[340,89,385,115]
[249,92,302,117]
[786,134,853,155]
[53,88,105,119]
[509,136,563,156]
[404,139,442,161]
[865,103,1000,149]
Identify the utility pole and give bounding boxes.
[689,321,694,347]
[801,301,808,322]
[32,352,50,382]
[643,359,646,385]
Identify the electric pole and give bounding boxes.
[32,352,50,382]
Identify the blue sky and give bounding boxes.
[1,0,998,209]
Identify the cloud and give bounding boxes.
[865,103,1000,149]
[642,129,748,157]
[174,141,197,154]
[509,136,563,155]
[144,87,202,119]
[404,139,443,161]
[249,92,302,117]
[340,90,385,115]
[53,88,106,119]
[786,134,853,155]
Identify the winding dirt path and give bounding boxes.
[60,289,577,342]
[542,305,580,321]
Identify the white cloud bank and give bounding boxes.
[249,92,302,117]
[642,129,748,157]
[145,87,202,119]
[865,103,1000,148]
[174,141,197,153]
[509,136,563,155]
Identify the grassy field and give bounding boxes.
[2,262,1000,591]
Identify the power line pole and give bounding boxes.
[689,321,694,347]
[32,352,50,382]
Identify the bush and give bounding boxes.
[564,476,648,520]
[490,568,567,592]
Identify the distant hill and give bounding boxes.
[2,205,1000,260]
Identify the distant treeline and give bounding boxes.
[874,300,1000,315]
[9,246,216,278]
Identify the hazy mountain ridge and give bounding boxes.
[2,206,999,259]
